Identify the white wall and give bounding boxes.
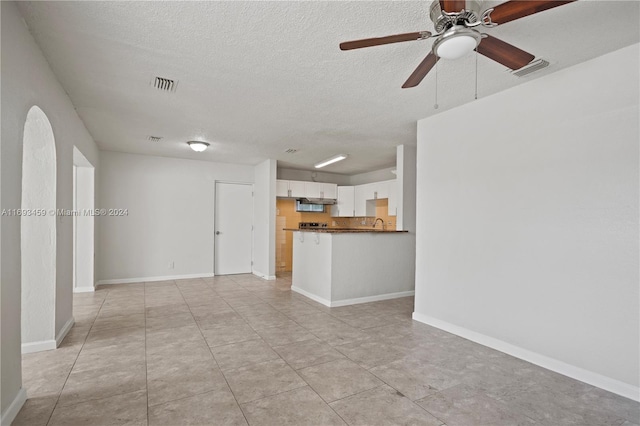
[349,166,397,186]
[277,167,351,185]
[1,1,100,421]
[97,151,254,282]
[73,147,96,293]
[414,44,639,400]
[396,144,416,232]
[253,159,277,279]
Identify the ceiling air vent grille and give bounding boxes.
[284,148,298,154]
[152,76,178,92]
[512,59,550,78]
[148,136,163,142]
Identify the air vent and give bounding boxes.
[148,136,163,142]
[513,59,550,77]
[284,148,298,154]
[152,76,178,92]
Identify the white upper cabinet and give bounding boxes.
[354,184,370,216]
[289,181,306,198]
[276,180,338,199]
[304,182,323,198]
[331,186,355,217]
[322,183,338,200]
[276,180,306,198]
[373,180,389,200]
[276,180,290,197]
[353,179,397,217]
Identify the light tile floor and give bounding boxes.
[14,274,640,426]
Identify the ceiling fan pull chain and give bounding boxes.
[434,60,439,110]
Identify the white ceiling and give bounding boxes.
[17,1,639,175]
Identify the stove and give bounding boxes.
[298,222,328,229]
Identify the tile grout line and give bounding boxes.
[204,276,336,420]
[249,284,433,424]
[143,281,150,426]
[44,290,108,426]
[176,277,252,426]
[222,277,356,423]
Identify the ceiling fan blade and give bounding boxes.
[440,0,466,13]
[402,53,439,88]
[340,31,431,51]
[476,35,534,70]
[488,0,576,25]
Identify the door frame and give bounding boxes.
[213,180,254,276]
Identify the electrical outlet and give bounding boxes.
[168,261,174,269]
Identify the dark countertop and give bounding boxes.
[283,228,408,233]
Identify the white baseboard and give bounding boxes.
[56,316,75,347]
[291,286,332,307]
[21,339,56,354]
[292,287,414,308]
[0,387,26,426]
[97,273,215,285]
[330,291,415,307]
[252,271,276,280]
[412,312,640,402]
[73,286,95,293]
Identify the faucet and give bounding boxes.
[373,218,386,230]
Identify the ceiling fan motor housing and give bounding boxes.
[430,0,482,32]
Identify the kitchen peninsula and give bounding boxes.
[286,228,415,307]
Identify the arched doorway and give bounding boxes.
[21,105,57,353]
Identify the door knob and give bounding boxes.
[216,231,221,235]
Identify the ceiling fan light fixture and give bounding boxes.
[433,26,482,60]
[314,154,347,169]
[187,141,210,152]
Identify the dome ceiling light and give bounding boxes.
[187,141,210,152]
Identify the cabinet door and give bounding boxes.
[333,186,354,217]
[304,182,323,198]
[375,181,389,199]
[276,180,290,198]
[322,183,337,199]
[354,184,369,216]
[289,181,306,198]
[387,180,397,216]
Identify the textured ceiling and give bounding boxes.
[17,1,640,175]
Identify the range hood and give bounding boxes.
[297,198,336,205]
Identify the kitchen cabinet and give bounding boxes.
[353,179,397,216]
[322,183,337,200]
[276,180,337,199]
[276,180,306,198]
[354,184,370,216]
[305,182,323,198]
[374,181,389,200]
[331,186,355,217]
[276,180,290,197]
[289,181,306,197]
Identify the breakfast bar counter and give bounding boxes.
[286,229,415,307]
[283,228,408,233]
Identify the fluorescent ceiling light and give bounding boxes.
[187,141,210,152]
[314,154,347,169]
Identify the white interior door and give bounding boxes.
[215,182,253,275]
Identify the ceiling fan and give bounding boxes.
[340,0,576,88]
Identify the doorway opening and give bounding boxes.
[73,147,95,293]
[21,105,57,353]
